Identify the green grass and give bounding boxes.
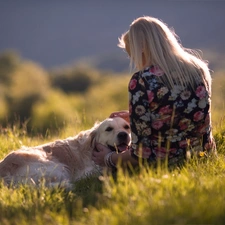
[0,121,225,225]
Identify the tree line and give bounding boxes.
[0,51,129,135]
[0,50,224,136]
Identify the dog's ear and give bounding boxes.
[89,122,101,149]
[90,129,97,149]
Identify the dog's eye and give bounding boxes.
[105,127,113,132]
[124,125,130,130]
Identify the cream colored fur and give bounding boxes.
[0,117,130,187]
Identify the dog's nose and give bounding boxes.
[117,132,128,141]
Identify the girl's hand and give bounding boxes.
[92,143,111,167]
[109,110,129,123]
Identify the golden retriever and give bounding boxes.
[0,117,130,187]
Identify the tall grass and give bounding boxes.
[0,116,225,225]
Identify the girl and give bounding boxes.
[92,16,216,169]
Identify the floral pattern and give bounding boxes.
[129,66,215,165]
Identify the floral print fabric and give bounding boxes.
[129,66,215,165]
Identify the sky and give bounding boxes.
[0,0,224,70]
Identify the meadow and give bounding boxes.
[0,119,224,225]
[0,52,225,224]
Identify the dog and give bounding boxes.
[0,117,131,187]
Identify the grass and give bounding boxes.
[0,121,225,225]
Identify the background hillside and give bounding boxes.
[0,0,225,72]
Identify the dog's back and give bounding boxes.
[0,127,98,187]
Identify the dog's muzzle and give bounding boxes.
[108,132,130,153]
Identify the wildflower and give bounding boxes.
[199,151,205,157]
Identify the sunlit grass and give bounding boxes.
[82,156,225,225]
[0,115,225,224]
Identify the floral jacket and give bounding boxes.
[128,66,215,165]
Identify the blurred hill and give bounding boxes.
[0,0,225,72]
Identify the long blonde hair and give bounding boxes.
[118,16,212,94]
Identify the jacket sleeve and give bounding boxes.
[128,73,153,159]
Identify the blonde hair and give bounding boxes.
[118,16,212,94]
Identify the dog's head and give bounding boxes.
[91,117,131,152]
